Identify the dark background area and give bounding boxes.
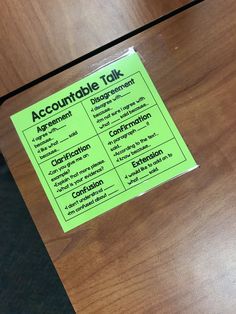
[0,153,75,314]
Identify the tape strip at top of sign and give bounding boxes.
[11,48,198,232]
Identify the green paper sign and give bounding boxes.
[11,50,197,232]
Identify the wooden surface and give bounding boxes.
[0,0,191,96]
[1,0,236,312]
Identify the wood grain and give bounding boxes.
[1,0,236,312]
[0,0,191,96]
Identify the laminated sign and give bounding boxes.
[11,49,197,232]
